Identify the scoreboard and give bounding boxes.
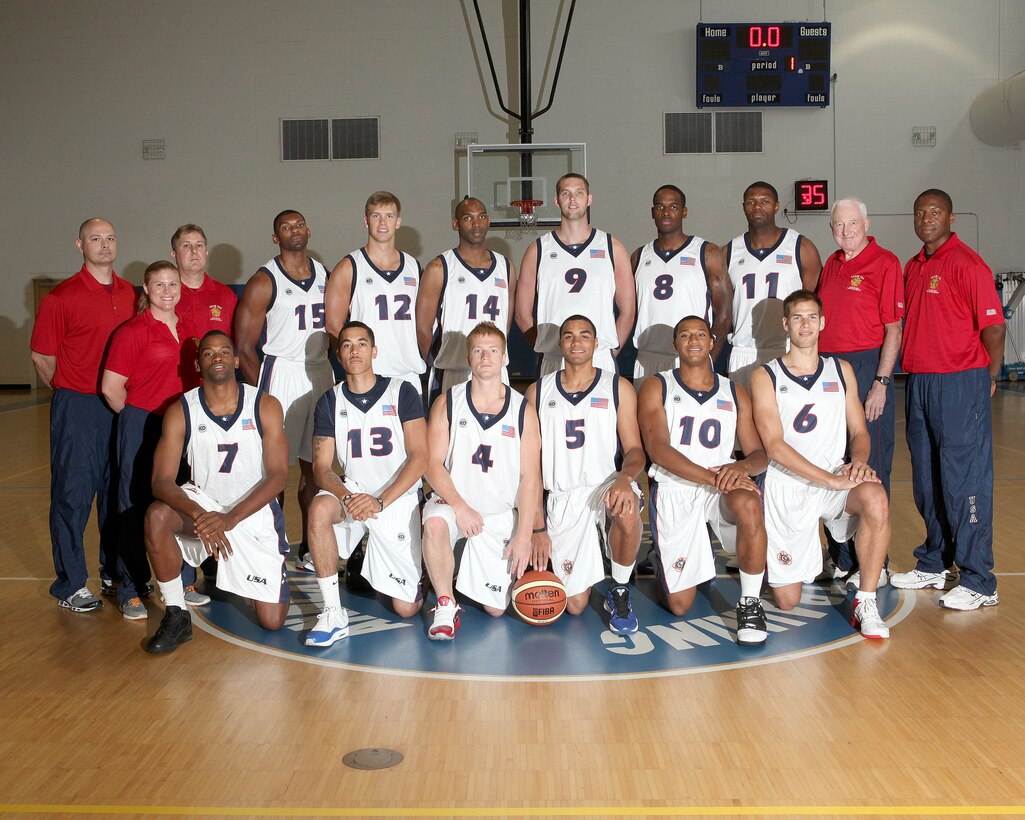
[696,23,832,107]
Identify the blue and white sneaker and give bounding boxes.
[604,584,639,635]
[304,606,349,647]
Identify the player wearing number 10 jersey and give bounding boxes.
[726,182,822,386]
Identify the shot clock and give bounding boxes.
[795,180,829,212]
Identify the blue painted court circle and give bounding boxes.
[194,558,912,680]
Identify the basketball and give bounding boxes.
[511,570,567,626]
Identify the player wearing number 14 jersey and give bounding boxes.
[726,182,822,387]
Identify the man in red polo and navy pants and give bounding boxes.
[30,217,137,611]
[890,189,1006,610]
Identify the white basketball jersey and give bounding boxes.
[260,256,329,364]
[536,368,619,493]
[445,383,525,516]
[763,356,848,482]
[324,377,421,498]
[182,384,266,507]
[649,370,738,487]
[432,249,511,369]
[347,249,426,377]
[533,229,618,354]
[633,237,712,356]
[726,229,804,351]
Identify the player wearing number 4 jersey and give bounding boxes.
[750,290,891,639]
[726,182,822,387]
[422,323,541,638]
[638,316,770,646]
[326,191,426,392]
[515,173,636,377]
[525,315,646,635]
[143,332,290,654]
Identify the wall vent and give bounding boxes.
[281,117,379,161]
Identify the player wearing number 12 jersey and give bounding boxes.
[726,182,822,387]
[326,191,426,392]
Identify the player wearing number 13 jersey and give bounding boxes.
[726,182,822,387]
[750,290,891,639]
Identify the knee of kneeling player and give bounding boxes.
[256,605,288,631]
[484,605,506,618]
[566,594,590,616]
[393,598,423,619]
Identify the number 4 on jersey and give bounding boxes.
[471,444,494,473]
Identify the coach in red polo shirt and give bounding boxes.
[817,197,904,585]
[30,217,137,612]
[890,189,1005,611]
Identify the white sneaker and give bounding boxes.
[851,597,890,639]
[304,606,350,646]
[294,553,316,573]
[846,567,889,590]
[889,568,957,590]
[939,585,999,611]
[428,596,462,641]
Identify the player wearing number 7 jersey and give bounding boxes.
[325,191,426,392]
[726,182,822,387]
[750,290,891,639]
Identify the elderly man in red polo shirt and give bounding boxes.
[30,218,137,612]
[816,197,904,588]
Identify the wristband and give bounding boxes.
[532,527,547,534]
[376,496,385,510]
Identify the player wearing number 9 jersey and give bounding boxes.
[750,290,891,639]
[725,182,822,387]
[325,192,426,392]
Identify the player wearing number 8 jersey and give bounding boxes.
[325,192,426,392]
[726,182,822,386]
[750,290,891,638]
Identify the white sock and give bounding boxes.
[159,576,186,609]
[739,570,764,601]
[318,574,342,612]
[857,589,876,601]
[611,560,634,585]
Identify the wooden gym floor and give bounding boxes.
[0,384,1023,820]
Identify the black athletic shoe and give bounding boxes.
[145,606,193,654]
[735,597,768,647]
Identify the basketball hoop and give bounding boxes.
[509,199,543,240]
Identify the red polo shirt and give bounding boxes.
[818,237,904,354]
[30,266,138,394]
[177,274,238,390]
[105,310,188,414]
[901,233,1004,374]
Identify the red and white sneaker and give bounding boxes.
[851,597,890,639]
[428,596,462,641]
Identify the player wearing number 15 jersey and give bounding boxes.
[326,192,426,392]
[750,290,891,639]
[726,182,822,386]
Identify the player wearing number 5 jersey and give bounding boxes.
[143,331,291,653]
[515,173,635,377]
[750,290,891,639]
[325,192,426,392]
[726,182,822,387]
[632,185,731,380]
[422,323,541,639]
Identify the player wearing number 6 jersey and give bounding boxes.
[143,332,291,653]
[632,185,731,380]
[750,290,891,639]
[421,323,541,639]
[515,173,635,377]
[726,182,822,386]
[234,210,334,568]
[525,315,646,635]
[325,192,426,392]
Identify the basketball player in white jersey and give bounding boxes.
[632,185,732,380]
[416,197,516,402]
[726,182,822,387]
[143,331,290,653]
[525,315,645,635]
[325,191,426,391]
[235,210,334,571]
[303,322,429,647]
[514,173,636,377]
[638,316,770,646]
[421,322,541,639]
[750,290,891,638]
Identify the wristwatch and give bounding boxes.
[874,375,891,386]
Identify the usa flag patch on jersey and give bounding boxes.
[680,257,696,266]
[403,276,416,287]
[502,424,515,438]
[822,382,839,393]
[590,249,606,259]
[242,419,256,430]
[716,399,733,411]
[590,397,609,409]
[776,254,793,264]
[495,278,507,288]
[382,405,397,416]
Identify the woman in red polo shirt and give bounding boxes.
[102,261,203,620]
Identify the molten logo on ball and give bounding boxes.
[511,570,568,626]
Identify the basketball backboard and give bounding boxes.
[466,143,586,228]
